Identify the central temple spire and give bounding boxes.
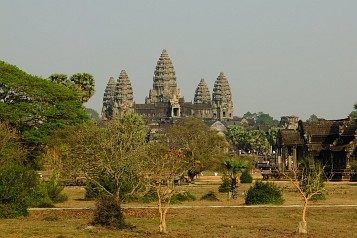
[145,49,182,104]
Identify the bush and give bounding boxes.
[141,187,158,203]
[245,181,284,205]
[218,175,230,193]
[240,170,253,183]
[45,175,68,203]
[0,164,53,218]
[171,191,196,204]
[200,191,219,201]
[92,197,128,229]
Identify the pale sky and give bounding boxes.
[1,1,356,120]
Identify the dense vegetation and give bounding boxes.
[0,61,89,167]
[0,61,90,217]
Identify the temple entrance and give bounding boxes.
[173,108,179,117]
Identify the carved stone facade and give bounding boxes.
[101,70,134,119]
[102,49,234,121]
[277,118,357,181]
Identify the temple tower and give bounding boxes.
[194,78,211,104]
[212,72,233,120]
[101,77,117,120]
[114,70,134,115]
[145,49,182,104]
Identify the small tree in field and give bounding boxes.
[46,113,146,228]
[141,142,188,234]
[287,157,325,234]
[223,157,249,199]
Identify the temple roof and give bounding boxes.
[116,70,133,104]
[278,129,304,146]
[212,72,232,105]
[146,49,181,103]
[299,120,345,136]
[194,78,211,104]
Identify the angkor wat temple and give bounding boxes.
[101,49,234,122]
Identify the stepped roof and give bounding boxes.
[116,70,133,104]
[212,72,232,105]
[146,49,181,103]
[194,78,211,104]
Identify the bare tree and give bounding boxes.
[286,157,325,234]
[141,142,188,234]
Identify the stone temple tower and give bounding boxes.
[101,77,117,120]
[114,70,134,115]
[212,72,233,120]
[101,70,134,120]
[194,78,211,104]
[101,49,235,121]
[145,49,182,104]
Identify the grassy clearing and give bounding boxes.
[1,207,356,237]
[1,180,356,237]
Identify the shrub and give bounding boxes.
[200,191,219,201]
[171,191,196,204]
[141,187,158,203]
[0,164,53,218]
[92,197,128,229]
[218,175,230,193]
[240,170,253,183]
[45,175,68,203]
[245,181,284,205]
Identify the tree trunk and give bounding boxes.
[297,199,308,234]
[158,203,168,234]
[231,177,238,199]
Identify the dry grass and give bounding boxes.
[0,180,356,237]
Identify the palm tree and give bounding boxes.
[70,73,95,103]
[223,158,249,199]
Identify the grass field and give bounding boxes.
[1,179,356,238]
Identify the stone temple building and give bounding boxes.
[102,49,234,122]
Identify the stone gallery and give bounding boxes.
[101,49,234,122]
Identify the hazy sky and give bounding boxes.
[1,1,356,120]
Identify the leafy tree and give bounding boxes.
[226,126,270,154]
[0,61,88,167]
[306,114,319,122]
[69,73,95,103]
[0,121,27,166]
[222,158,249,199]
[243,112,279,126]
[267,127,279,152]
[46,113,147,203]
[48,74,68,84]
[165,118,229,181]
[84,107,100,122]
[248,130,270,154]
[349,102,357,119]
[349,110,357,119]
[140,142,189,234]
[243,111,256,119]
[286,157,326,234]
[255,112,279,126]
[226,126,249,152]
[48,72,95,104]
